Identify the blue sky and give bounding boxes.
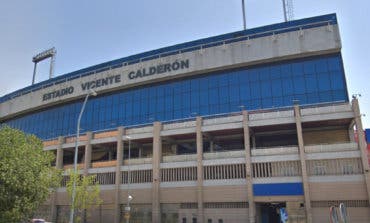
[0,0,369,127]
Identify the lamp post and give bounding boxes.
[124,136,132,223]
[69,89,97,223]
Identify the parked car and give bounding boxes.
[31,219,52,223]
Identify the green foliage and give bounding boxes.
[66,169,102,223]
[0,126,61,223]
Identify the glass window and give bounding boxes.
[330,71,345,90]
[318,73,331,91]
[303,60,315,74]
[328,57,341,71]
[3,54,348,139]
[315,59,328,73]
[270,65,281,79]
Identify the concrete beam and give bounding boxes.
[352,98,370,203]
[242,110,256,223]
[152,122,162,223]
[294,105,312,223]
[114,127,124,223]
[196,117,204,223]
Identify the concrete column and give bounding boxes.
[56,136,65,169]
[242,111,255,223]
[139,147,143,158]
[294,105,312,223]
[171,144,178,155]
[196,117,204,223]
[251,134,256,149]
[352,98,370,203]
[114,127,124,223]
[210,141,214,152]
[51,136,65,222]
[108,150,113,161]
[152,122,162,223]
[348,120,356,142]
[83,132,93,176]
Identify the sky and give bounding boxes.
[0,0,369,127]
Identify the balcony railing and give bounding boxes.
[162,154,197,163]
[203,150,245,160]
[304,142,358,153]
[251,146,298,156]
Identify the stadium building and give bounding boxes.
[1,14,370,222]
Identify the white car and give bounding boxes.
[31,219,52,223]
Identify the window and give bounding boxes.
[342,165,354,175]
[314,165,326,176]
[218,219,223,223]
[280,166,295,176]
[182,217,187,223]
[3,54,347,140]
[192,217,197,223]
[208,219,212,223]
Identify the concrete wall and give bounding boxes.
[0,25,341,120]
[312,207,370,223]
[303,128,350,145]
[309,181,368,200]
[203,185,249,202]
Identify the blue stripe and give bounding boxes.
[365,129,370,143]
[253,183,303,196]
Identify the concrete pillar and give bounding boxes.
[242,111,255,223]
[352,98,370,203]
[196,117,204,223]
[139,146,143,158]
[51,136,65,222]
[152,122,162,223]
[56,136,64,169]
[83,132,93,176]
[108,150,113,161]
[171,144,178,155]
[252,134,256,149]
[114,127,124,223]
[294,105,312,223]
[348,120,356,142]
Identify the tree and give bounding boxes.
[0,126,60,223]
[66,169,102,223]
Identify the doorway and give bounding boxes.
[257,202,285,223]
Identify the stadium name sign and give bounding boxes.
[42,75,121,101]
[128,59,189,79]
[41,59,190,101]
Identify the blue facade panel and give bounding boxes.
[2,54,348,140]
[253,183,304,196]
[366,129,370,143]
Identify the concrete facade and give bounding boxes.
[1,14,369,223]
[37,102,369,222]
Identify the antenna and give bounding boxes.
[242,0,246,30]
[282,0,294,22]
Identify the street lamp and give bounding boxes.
[124,135,132,223]
[69,89,97,223]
